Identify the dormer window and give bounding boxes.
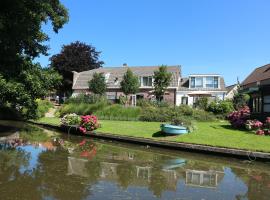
[190,77,203,88]
[195,77,203,88]
[190,76,219,89]
[206,77,219,88]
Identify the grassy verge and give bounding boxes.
[35,117,270,152]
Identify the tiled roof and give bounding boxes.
[241,64,270,86]
[72,65,181,89]
[178,77,227,91]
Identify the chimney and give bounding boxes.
[123,63,128,67]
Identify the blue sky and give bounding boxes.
[37,0,270,85]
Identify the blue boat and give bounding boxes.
[162,158,186,170]
[160,124,188,135]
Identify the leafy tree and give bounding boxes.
[88,73,107,95]
[120,69,139,102]
[153,65,172,101]
[0,0,68,119]
[233,93,250,110]
[50,41,104,95]
[194,97,209,110]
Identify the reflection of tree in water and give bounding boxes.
[116,163,136,189]
[0,146,43,199]
[232,167,270,200]
[36,148,92,200]
[148,165,167,198]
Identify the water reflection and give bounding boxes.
[0,121,270,200]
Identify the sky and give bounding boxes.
[36,0,270,85]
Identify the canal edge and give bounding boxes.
[28,121,270,161]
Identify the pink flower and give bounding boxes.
[256,129,264,136]
[79,127,87,134]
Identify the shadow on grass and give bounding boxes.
[152,131,165,137]
[217,125,236,130]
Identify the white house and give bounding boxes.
[176,74,227,106]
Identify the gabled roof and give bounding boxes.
[72,65,181,90]
[226,84,239,94]
[242,64,270,86]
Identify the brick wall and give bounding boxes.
[73,88,176,105]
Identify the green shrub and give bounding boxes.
[139,107,172,122]
[65,94,109,105]
[193,97,209,110]
[176,105,193,116]
[207,100,234,116]
[192,109,216,121]
[171,116,197,133]
[139,106,216,122]
[95,104,141,121]
[59,102,108,116]
[233,93,250,110]
[136,99,170,108]
[59,103,141,121]
[136,99,154,107]
[36,99,53,118]
[60,113,81,126]
[119,96,128,105]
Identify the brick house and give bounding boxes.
[241,64,270,120]
[72,64,181,105]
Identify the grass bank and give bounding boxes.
[35,117,270,153]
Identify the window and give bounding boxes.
[264,95,270,112]
[214,77,219,88]
[206,77,219,88]
[195,77,203,88]
[253,97,262,113]
[190,77,195,88]
[142,76,153,86]
[181,97,188,105]
[107,94,116,100]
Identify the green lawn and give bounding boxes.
[35,117,270,152]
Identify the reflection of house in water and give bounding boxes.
[0,132,20,141]
[106,152,137,162]
[185,169,224,188]
[67,157,89,178]
[66,147,188,192]
[100,162,118,180]
[136,166,151,181]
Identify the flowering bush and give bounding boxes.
[265,117,270,129]
[60,113,81,126]
[227,106,250,128]
[245,117,270,136]
[256,129,265,136]
[79,115,100,134]
[245,120,263,131]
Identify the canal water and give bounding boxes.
[0,121,269,200]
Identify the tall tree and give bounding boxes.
[120,69,139,102]
[153,65,172,101]
[0,0,68,119]
[50,41,104,96]
[88,73,107,95]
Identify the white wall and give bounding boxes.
[176,92,226,106]
[176,91,193,106]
